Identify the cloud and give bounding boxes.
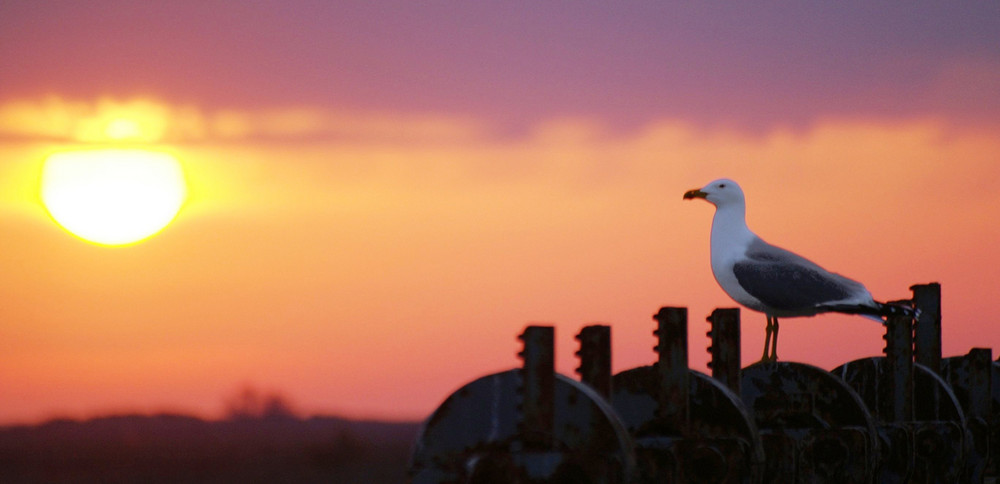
[0,97,198,143]
[0,97,488,145]
[4,96,999,233]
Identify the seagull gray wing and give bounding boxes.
[732,238,864,313]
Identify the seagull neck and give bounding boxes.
[711,203,753,247]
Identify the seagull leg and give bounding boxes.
[759,315,780,363]
[771,317,780,361]
[760,315,774,362]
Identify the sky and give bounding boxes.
[1,1,999,425]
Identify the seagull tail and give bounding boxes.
[876,300,920,320]
[816,300,917,324]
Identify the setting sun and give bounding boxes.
[40,150,186,246]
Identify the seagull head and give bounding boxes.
[683,178,745,207]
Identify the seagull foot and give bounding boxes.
[756,354,778,364]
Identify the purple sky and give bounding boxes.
[2,2,998,131]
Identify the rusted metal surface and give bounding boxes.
[707,308,741,394]
[576,325,612,400]
[943,348,992,483]
[408,325,635,483]
[742,361,878,483]
[612,307,763,483]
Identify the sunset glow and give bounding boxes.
[0,2,998,427]
[104,118,144,140]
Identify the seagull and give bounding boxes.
[683,178,907,362]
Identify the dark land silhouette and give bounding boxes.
[0,413,420,483]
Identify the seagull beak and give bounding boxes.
[683,188,708,200]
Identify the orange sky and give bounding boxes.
[1,3,999,424]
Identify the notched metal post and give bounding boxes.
[912,283,942,375]
[654,307,689,433]
[963,348,993,428]
[576,325,612,399]
[518,325,555,450]
[882,307,914,423]
[707,307,741,394]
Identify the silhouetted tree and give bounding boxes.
[224,385,298,420]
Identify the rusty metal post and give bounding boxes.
[960,348,992,483]
[964,348,993,426]
[912,283,942,375]
[882,309,914,422]
[653,307,689,433]
[575,325,612,399]
[706,308,741,394]
[518,325,555,450]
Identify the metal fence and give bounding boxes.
[408,283,997,483]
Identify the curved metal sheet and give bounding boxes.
[942,351,991,483]
[409,370,635,483]
[613,366,764,484]
[742,361,879,484]
[835,357,969,483]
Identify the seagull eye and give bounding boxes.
[718,183,726,188]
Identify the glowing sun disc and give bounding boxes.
[41,150,187,246]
